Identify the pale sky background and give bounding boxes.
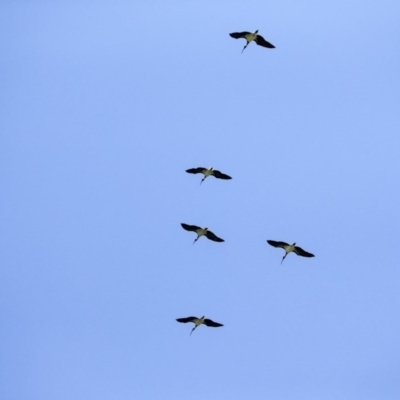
[1,1,400,399]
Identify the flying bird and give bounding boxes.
[181,223,224,243]
[267,240,315,264]
[186,167,232,185]
[176,316,224,335]
[229,30,275,53]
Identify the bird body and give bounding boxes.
[242,31,258,43]
[176,316,224,335]
[229,30,275,53]
[186,167,232,184]
[267,240,315,264]
[181,223,224,243]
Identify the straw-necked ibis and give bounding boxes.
[181,223,224,243]
[176,316,224,335]
[267,240,315,264]
[229,30,275,53]
[186,167,232,185]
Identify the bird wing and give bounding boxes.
[176,317,197,323]
[181,223,201,232]
[212,170,232,180]
[203,319,223,327]
[294,246,315,258]
[255,35,275,48]
[267,240,289,249]
[186,167,206,174]
[205,230,224,242]
[229,32,250,39]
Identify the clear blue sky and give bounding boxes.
[1,1,400,399]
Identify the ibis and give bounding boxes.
[267,240,315,264]
[230,30,275,53]
[186,167,232,185]
[181,223,224,243]
[176,316,224,335]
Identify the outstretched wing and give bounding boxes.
[294,246,315,258]
[203,319,223,327]
[205,230,224,242]
[229,31,250,39]
[267,240,289,249]
[255,35,275,49]
[176,317,197,323]
[181,223,201,232]
[212,170,232,180]
[186,167,206,174]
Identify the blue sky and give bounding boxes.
[1,1,400,399]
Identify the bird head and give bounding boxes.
[254,30,259,34]
[292,243,296,246]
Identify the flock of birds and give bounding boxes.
[176,31,315,335]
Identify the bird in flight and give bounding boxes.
[181,223,224,244]
[176,316,224,335]
[267,240,315,264]
[186,167,232,185]
[229,30,275,53]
